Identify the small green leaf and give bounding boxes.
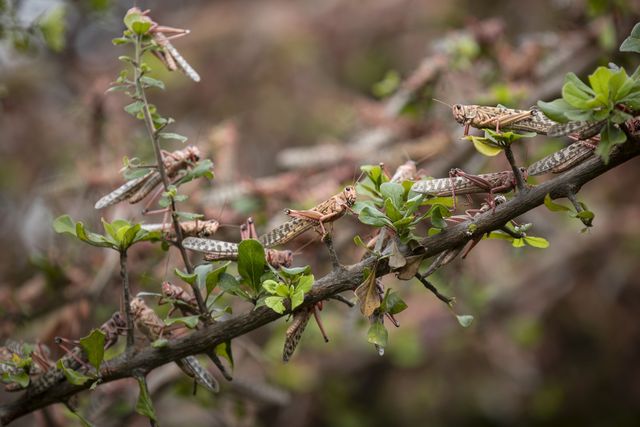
[367,321,388,347]
[562,81,597,109]
[79,329,106,371]
[204,262,230,297]
[57,360,92,385]
[512,238,525,248]
[576,210,595,221]
[175,211,204,221]
[65,406,95,427]
[620,23,640,54]
[296,274,314,294]
[279,265,312,278]
[543,194,571,212]
[135,377,157,422]
[140,76,165,90]
[53,215,77,236]
[164,316,200,329]
[380,182,405,209]
[383,291,408,315]
[262,279,280,294]
[598,121,626,164]
[523,236,550,248]
[238,240,266,293]
[151,338,168,348]
[465,135,503,156]
[112,37,129,45]
[264,296,286,314]
[290,290,305,310]
[456,314,474,328]
[537,99,573,122]
[175,268,197,286]
[124,101,145,116]
[159,132,188,143]
[2,371,29,388]
[215,341,234,368]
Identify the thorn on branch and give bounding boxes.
[328,294,355,307]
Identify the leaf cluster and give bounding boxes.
[538,24,640,162]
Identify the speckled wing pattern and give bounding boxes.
[282,309,313,362]
[527,141,596,176]
[411,171,513,196]
[94,170,155,209]
[183,237,239,258]
[176,356,219,392]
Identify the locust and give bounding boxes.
[258,186,357,248]
[141,219,219,239]
[183,217,294,268]
[282,302,330,362]
[95,145,200,209]
[451,104,604,138]
[130,297,218,393]
[128,7,201,82]
[159,282,199,316]
[411,168,526,198]
[26,312,126,397]
[526,137,598,176]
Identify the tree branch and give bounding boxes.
[2,136,639,425]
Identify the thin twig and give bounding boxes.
[414,273,454,305]
[503,145,526,192]
[120,251,134,349]
[133,34,207,317]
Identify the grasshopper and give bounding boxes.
[141,219,219,239]
[282,302,329,362]
[95,145,200,209]
[411,168,526,198]
[128,7,201,82]
[526,137,598,176]
[26,312,126,397]
[451,104,603,138]
[183,217,294,268]
[130,297,218,393]
[160,282,199,316]
[258,186,357,248]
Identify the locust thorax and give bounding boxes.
[342,186,357,207]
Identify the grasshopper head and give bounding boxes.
[342,186,357,207]
[130,297,146,317]
[452,104,475,124]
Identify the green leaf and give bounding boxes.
[512,238,525,247]
[265,296,286,314]
[456,314,474,328]
[175,159,215,184]
[353,235,367,248]
[175,211,204,221]
[57,360,92,385]
[39,5,66,52]
[358,206,394,228]
[465,135,503,156]
[588,67,612,102]
[2,371,30,388]
[537,99,573,122]
[175,268,197,286]
[367,321,388,347]
[290,290,305,310]
[135,377,157,422]
[383,198,403,223]
[140,76,165,90]
[279,265,312,278]
[620,23,640,53]
[204,262,230,297]
[523,236,550,248]
[124,101,145,117]
[238,240,266,293]
[164,316,200,329]
[217,273,246,298]
[262,279,280,294]
[576,210,595,221]
[564,72,596,96]
[158,132,188,143]
[53,215,77,236]
[297,274,314,294]
[543,194,571,212]
[215,341,234,368]
[380,182,405,209]
[79,329,105,371]
[152,338,168,348]
[562,81,597,109]
[382,290,408,315]
[609,68,630,100]
[112,37,129,46]
[65,406,95,427]
[598,121,627,164]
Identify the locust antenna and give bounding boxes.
[432,98,453,108]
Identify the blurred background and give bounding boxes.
[1,0,640,426]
